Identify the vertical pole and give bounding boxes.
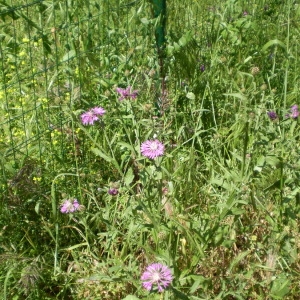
[151,0,167,115]
[151,0,166,51]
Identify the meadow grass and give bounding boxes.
[0,0,300,299]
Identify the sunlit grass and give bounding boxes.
[0,0,300,299]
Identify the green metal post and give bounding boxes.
[151,0,167,115]
[151,0,167,51]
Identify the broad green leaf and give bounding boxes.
[62,50,76,62]
[262,39,287,54]
[179,36,187,46]
[186,92,195,100]
[91,147,112,162]
[140,17,149,25]
[35,202,40,215]
[122,296,141,300]
[189,275,207,293]
[179,31,192,47]
[118,141,135,152]
[265,155,280,167]
[270,274,291,298]
[124,167,134,186]
[231,207,245,215]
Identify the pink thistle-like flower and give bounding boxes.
[60,199,81,213]
[81,107,106,125]
[116,86,138,101]
[141,263,173,292]
[140,139,164,159]
[290,105,299,119]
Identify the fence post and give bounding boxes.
[150,0,167,115]
[151,0,166,51]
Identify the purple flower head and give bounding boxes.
[81,107,106,125]
[141,263,173,293]
[92,107,106,115]
[286,105,299,119]
[267,111,278,121]
[290,105,299,119]
[60,199,81,214]
[141,139,165,159]
[200,64,205,72]
[108,188,119,196]
[116,86,138,101]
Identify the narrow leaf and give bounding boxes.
[91,147,112,162]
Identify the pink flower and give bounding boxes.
[290,105,299,119]
[60,199,81,213]
[141,263,173,292]
[141,139,164,159]
[116,86,138,101]
[81,107,106,125]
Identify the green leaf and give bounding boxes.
[124,167,134,186]
[91,147,112,162]
[62,50,76,62]
[172,287,190,300]
[244,56,252,63]
[227,250,251,274]
[223,93,247,101]
[256,156,266,166]
[140,17,149,25]
[186,92,195,100]
[122,296,141,300]
[270,274,291,298]
[174,42,180,51]
[262,39,287,54]
[265,155,280,167]
[35,202,40,215]
[231,207,245,215]
[118,141,135,152]
[189,275,207,293]
[87,274,112,281]
[179,36,187,46]
[167,45,174,55]
[61,243,89,251]
[254,155,265,172]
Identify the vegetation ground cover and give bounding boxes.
[0,0,300,299]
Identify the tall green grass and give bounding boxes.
[0,0,300,299]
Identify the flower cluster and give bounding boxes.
[116,86,138,101]
[60,199,82,213]
[267,105,299,121]
[141,263,173,292]
[141,139,165,159]
[287,105,299,119]
[81,107,106,125]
